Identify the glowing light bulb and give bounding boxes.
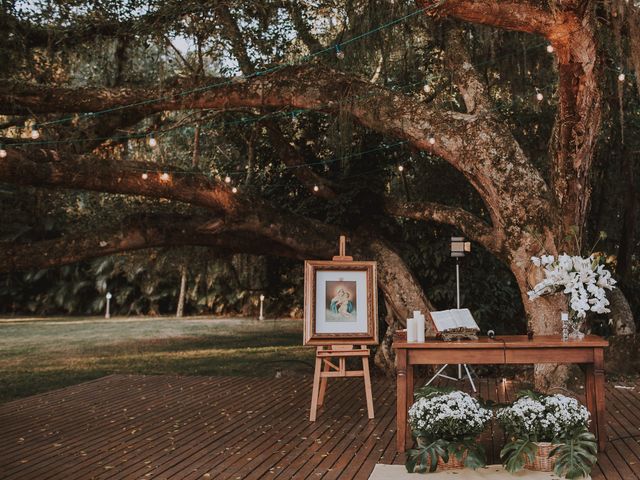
[313,185,319,192]
[31,126,40,139]
[428,137,436,145]
[536,92,544,101]
[160,172,170,181]
[423,84,431,93]
[148,135,157,147]
[224,176,231,184]
[0,146,6,158]
[398,165,404,172]
[546,45,554,53]
[232,187,238,193]
[141,173,148,180]
[618,73,626,82]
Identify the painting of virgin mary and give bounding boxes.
[326,281,357,322]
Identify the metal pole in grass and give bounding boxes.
[105,292,112,319]
[259,294,265,321]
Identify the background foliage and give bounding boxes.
[0,0,638,335]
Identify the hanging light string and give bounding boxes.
[2,22,631,192]
[32,4,441,130]
[131,139,411,178]
[6,21,602,150]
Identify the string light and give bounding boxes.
[232,186,238,193]
[11,36,584,151]
[0,145,6,158]
[313,185,319,192]
[428,137,436,145]
[35,6,436,131]
[398,165,404,172]
[148,134,157,148]
[618,73,626,82]
[141,173,148,180]
[423,84,431,93]
[26,6,579,139]
[224,176,232,184]
[31,125,40,139]
[536,92,544,101]
[160,172,170,181]
[546,45,554,53]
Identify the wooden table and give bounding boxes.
[394,334,609,452]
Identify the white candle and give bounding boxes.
[407,317,417,342]
[416,313,425,343]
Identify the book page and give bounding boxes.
[430,308,479,332]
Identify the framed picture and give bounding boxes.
[304,260,378,345]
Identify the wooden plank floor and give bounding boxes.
[0,374,638,479]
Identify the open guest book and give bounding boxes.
[430,308,480,341]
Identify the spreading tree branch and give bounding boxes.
[385,199,500,253]
[0,64,552,233]
[417,0,556,36]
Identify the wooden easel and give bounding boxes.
[309,236,375,422]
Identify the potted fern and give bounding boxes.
[497,391,597,479]
[405,387,492,473]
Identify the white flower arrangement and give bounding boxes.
[497,392,590,442]
[409,390,492,440]
[527,253,616,319]
[499,391,598,478]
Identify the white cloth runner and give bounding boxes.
[368,464,585,479]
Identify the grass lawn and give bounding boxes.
[0,316,314,404]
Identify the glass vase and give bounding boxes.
[568,311,585,341]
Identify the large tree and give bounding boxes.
[0,0,638,388]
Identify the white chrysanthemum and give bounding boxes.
[408,391,492,440]
[497,394,590,441]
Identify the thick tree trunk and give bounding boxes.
[509,244,570,390]
[363,237,434,373]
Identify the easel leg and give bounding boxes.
[310,354,322,422]
[362,355,374,419]
[318,359,329,407]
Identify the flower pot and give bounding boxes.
[525,442,558,472]
[436,450,467,471]
[408,450,468,472]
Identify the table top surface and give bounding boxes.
[393,334,609,349]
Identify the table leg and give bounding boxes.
[594,349,607,451]
[581,363,597,437]
[396,348,407,452]
[406,360,414,446]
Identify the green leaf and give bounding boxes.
[552,430,597,479]
[461,438,487,470]
[405,438,449,473]
[500,438,536,473]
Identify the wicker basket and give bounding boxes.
[409,451,467,472]
[525,442,558,472]
[436,450,467,471]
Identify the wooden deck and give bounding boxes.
[0,374,638,479]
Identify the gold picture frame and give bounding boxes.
[303,260,378,345]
